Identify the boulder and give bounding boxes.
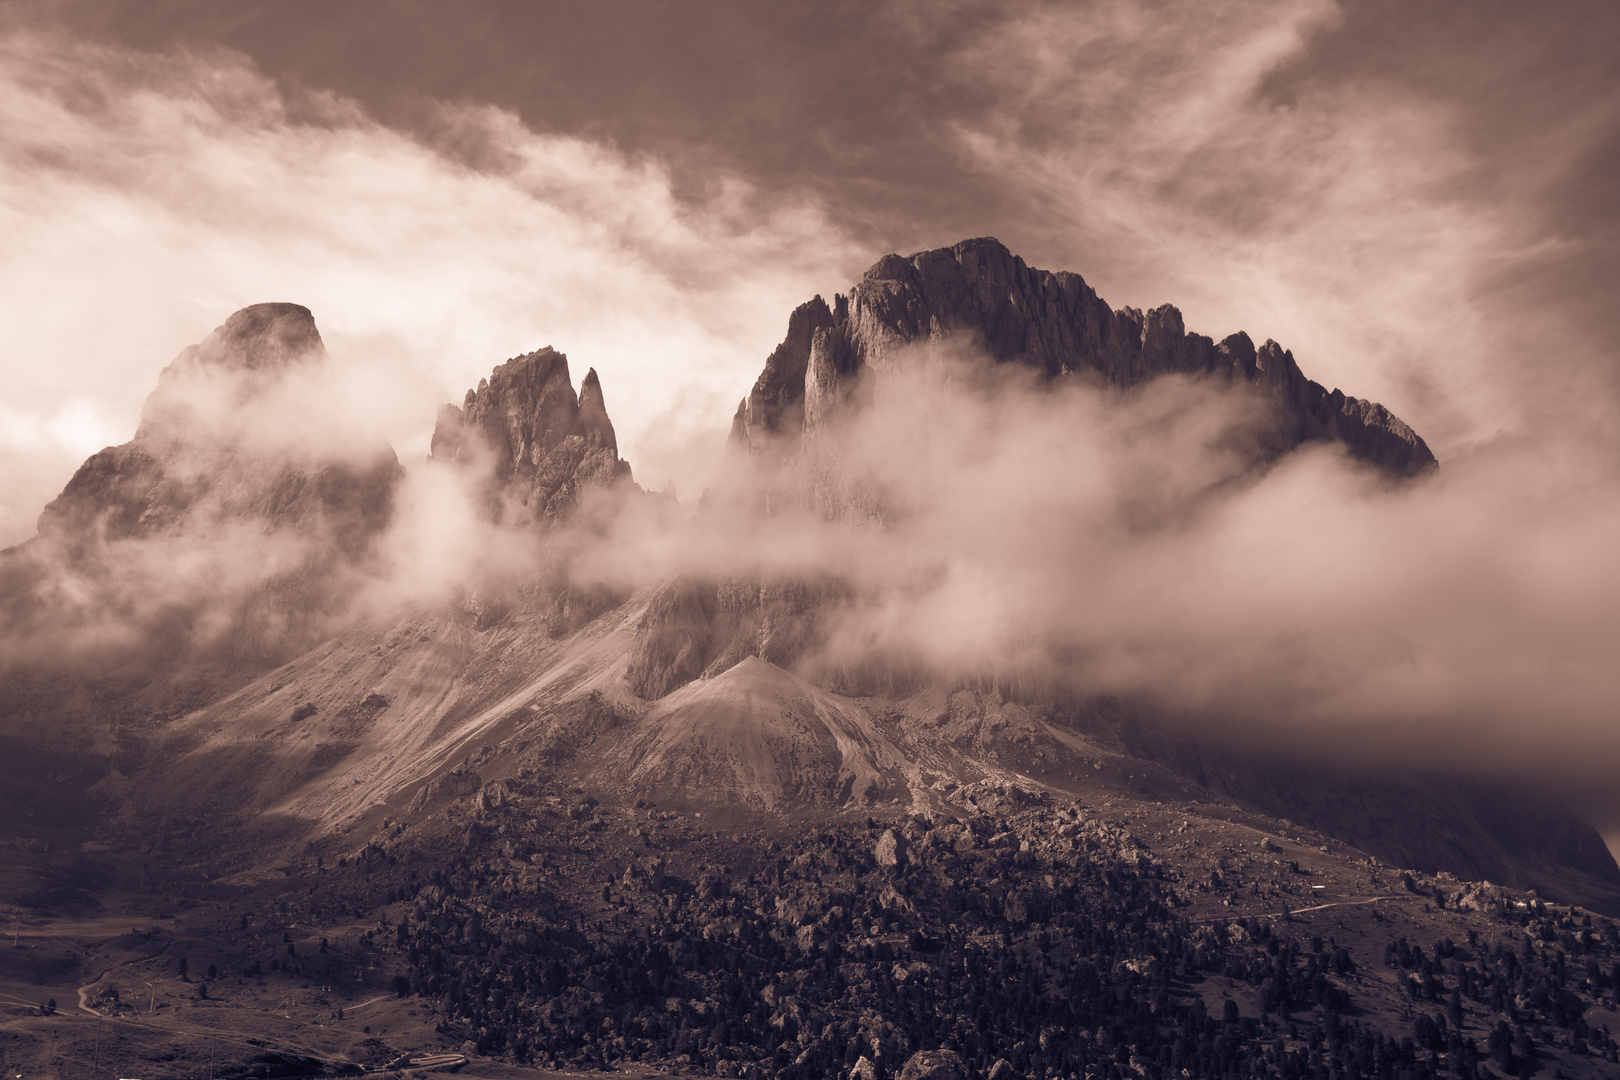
[875,828,909,868]
[898,1049,969,1080]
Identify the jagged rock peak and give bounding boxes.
[431,347,632,525]
[728,295,838,463]
[732,238,1437,478]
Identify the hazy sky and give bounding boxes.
[3,0,1615,545]
[1,1,1618,846]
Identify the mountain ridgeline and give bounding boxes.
[728,237,1435,480]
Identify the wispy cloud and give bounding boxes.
[918,0,1609,456]
[0,31,860,545]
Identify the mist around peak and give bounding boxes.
[0,303,402,686]
[4,280,1620,833]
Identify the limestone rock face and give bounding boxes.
[430,348,632,525]
[730,238,1436,482]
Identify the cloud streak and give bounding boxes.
[0,30,859,546]
[919,0,1617,459]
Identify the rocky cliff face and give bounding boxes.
[729,237,1435,481]
[429,347,632,525]
[666,240,1441,700]
[626,576,845,699]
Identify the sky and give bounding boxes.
[2,3,1618,837]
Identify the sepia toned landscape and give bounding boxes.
[2,4,1618,1079]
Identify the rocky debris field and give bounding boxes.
[7,762,1620,1080]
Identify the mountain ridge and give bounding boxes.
[730,237,1435,482]
[6,273,1620,1078]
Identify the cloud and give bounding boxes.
[911,0,1615,458]
[0,30,860,546]
[656,354,1620,819]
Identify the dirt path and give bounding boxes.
[342,992,393,1012]
[1287,895,1405,916]
[1194,895,1409,924]
[76,971,105,1016]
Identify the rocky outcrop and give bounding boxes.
[626,575,846,699]
[898,1049,970,1080]
[729,238,1436,482]
[429,348,632,525]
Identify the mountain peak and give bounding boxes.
[732,239,1437,480]
[132,302,327,443]
[203,302,324,371]
[12,302,401,678]
[431,348,632,525]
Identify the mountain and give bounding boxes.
[0,303,402,743]
[3,248,1620,1078]
[7,247,1611,901]
[729,237,1435,480]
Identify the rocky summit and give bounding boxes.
[729,238,1435,481]
[1,249,1617,1080]
[36,302,400,547]
[0,303,402,701]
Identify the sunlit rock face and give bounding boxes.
[429,346,632,526]
[730,237,1436,484]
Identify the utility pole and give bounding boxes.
[93,1016,101,1071]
